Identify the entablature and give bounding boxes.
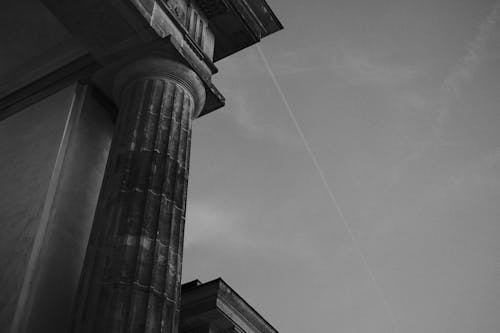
[0,0,282,118]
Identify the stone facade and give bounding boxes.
[180,279,279,333]
[72,58,205,333]
[0,1,282,332]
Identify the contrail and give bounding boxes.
[435,1,500,138]
[257,45,400,333]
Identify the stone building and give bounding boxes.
[0,0,282,332]
[180,279,278,333]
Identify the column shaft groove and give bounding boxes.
[72,60,200,333]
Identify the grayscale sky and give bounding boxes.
[182,0,500,332]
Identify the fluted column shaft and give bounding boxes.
[72,58,205,333]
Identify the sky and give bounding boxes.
[182,0,500,332]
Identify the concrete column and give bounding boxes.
[72,58,205,333]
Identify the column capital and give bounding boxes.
[113,57,206,118]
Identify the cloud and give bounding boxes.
[184,202,248,249]
[268,43,419,87]
[222,87,296,145]
[449,146,500,190]
[219,42,336,79]
[333,50,418,86]
[184,202,325,266]
[391,2,500,182]
[213,47,306,146]
[434,1,500,140]
[218,43,421,146]
[221,40,419,85]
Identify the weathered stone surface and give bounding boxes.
[180,279,279,333]
[0,0,283,332]
[72,58,205,333]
